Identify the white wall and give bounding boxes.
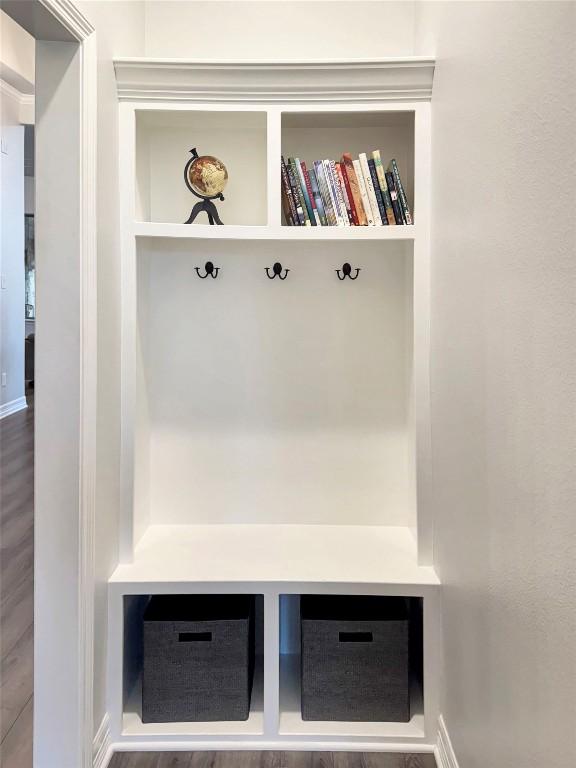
[143,0,417,57]
[415,3,576,767]
[0,84,25,411]
[75,0,145,737]
[0,9,34,93]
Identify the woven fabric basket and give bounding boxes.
[301,595,410,722]
[142,595,254,723]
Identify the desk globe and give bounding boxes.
[184,147,228,225]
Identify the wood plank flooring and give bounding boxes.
[0,398,436,767]
[109,753,436,768]
[0,397,34,768]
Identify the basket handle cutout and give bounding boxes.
[178,632,213,642]
[339,631,373,643]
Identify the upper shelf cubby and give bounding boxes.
[135,109,268,225]
[281,111,415,227]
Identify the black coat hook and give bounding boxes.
[195,261,220,279]
[266,262,290,280]
[336,263,361,280]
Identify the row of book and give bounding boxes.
[280,152,412,227]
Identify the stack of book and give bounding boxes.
[280,152,412,227]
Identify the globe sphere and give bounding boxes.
[187,155,228,198]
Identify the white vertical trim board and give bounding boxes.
[0,397,28,419]
[435,715,460,768]
[93,713,113,768]
[77,29,98,768]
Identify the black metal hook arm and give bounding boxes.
[266,262,290,280]
[195,261,220,279]
[336,263,361,280]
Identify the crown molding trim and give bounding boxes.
[114,57,435,104]
[0,79,35,124]
[39,0,95,40]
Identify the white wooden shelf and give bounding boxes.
[110,524,439,592]
[278,654,425,741]
[134,222,417,241]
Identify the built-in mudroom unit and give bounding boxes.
[108,58,440,755]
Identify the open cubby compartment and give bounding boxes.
[130,236,415,549]
[122,593,265,736]
[278,594,424,738]
[135,109,268,225]
[281,110,415,226]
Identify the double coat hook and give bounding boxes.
[266,262,290,280]
[195,261,220,279]
[336,263,361,280]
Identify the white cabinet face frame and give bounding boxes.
[118,98,433,564]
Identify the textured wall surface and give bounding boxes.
[143,0,417,58]
[416,3,576,767]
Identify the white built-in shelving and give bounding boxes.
[109,57,438,754]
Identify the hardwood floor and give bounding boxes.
[0,397,34,767]
[0,398,436,768]
[109,753,436,768]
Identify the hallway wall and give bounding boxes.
[143,1,418,58]
[76,0,145,736]
[415,3,576,766]
[0,83,25,415]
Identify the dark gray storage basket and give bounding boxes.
[142,595,254,723]
[301,595,410,722]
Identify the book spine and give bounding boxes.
[308,167,327,226]
[359,152,382,225]
[368,158,388,225]
[385,170,404,225]
[280,156,299,225]
[315,161,337,226]
[336,162,356,225]
[295,157,316,225]
[289,158,310,225]
[323,159,345,226]
[342,153,367,225]
[389,158,412,225]
[353,158,375,226]
[329,159,350,226]
[286,159,306,225]
[281,183,294,225]
[301,161,321,225]
[372,150,395,225]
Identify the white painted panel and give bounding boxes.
[34,39,82,768]
[136,110,267,225]
[137,239,414,526]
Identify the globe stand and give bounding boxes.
[184,196,224,226]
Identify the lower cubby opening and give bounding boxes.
[278,594,425,738]
[122,594,265,736]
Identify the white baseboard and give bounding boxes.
[93,713,113,768]
[435,715,459,768]
[0,396,28,420]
